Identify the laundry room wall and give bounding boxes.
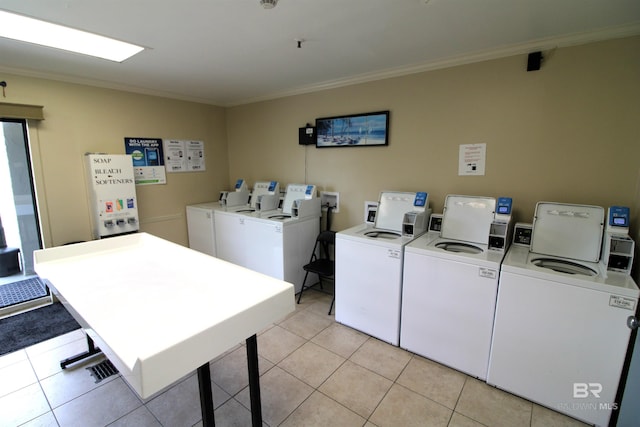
[226,35,640,234]
[1,74,227,247]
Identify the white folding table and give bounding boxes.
[34,232,295,427]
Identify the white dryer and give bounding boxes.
[487,202,639,427]
[400,195,510,380]
[335,191,430,345]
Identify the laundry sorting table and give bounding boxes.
[33,232,295,427]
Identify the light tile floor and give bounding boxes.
[0,289,589,427]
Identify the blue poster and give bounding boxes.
[124,137,167,185]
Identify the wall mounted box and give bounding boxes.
[299,126,315,145]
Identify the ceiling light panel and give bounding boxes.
[0,10,144,62]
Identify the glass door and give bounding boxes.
[0,119,43,279]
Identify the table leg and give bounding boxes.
[198,335,261,427]
[60,334,102,369]
[246,334,262,427]
[197,363,215,427]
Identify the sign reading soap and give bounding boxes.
[315,111,389,148]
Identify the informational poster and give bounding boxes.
[163,139,205,172]
[459,143,486,176]
[124,137,167,185]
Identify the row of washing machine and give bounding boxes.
[186,179,321,293]
[335,192,639,426]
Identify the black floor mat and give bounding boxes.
[0,277,49,308]
[0,302,81,356]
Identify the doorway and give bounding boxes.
[0,119,49,317]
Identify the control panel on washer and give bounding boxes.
[488,197,513,251]
[603,206,635,274]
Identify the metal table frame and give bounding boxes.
[35,233,294,427]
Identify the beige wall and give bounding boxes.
[226,36,640,234]
[2,74,228,247]
[2,36,639,255]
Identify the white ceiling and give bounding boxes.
[1,0,639,107]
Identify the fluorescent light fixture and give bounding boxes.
[0,10,144,62]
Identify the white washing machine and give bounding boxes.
[214,184,320,293]
[186,201,221,257]
[487,202,639,427]
[211,180,282,265]
[186,179,251,257]
[400,195,511,380]
[335,191,430,345]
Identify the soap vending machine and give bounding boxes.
[85,153,139,239]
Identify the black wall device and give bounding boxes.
[299,124,316,145]
[527,51,543,72]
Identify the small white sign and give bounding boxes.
[459,143,486,176]
[609,295,636,310]
[163,139,205,172]
[388,249,400,259]
[478,267,497,279]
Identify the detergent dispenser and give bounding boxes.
[85,153,139,239]
[602,206,635,274]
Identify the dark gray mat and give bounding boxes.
[0,277,48,308]
[0,302,81,356]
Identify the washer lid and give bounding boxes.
[530,257,598,276]
[435,241,483,254]
[441,195,496,244]
[530,202,604,262]
[374,191,418,233]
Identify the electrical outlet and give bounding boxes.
[320,191,339,213]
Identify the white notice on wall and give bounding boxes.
[459,143,486,176]
[163,139,206,172]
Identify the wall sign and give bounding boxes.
[459,143,486,176]
[163,139,205,172]
[124,137,167,185]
